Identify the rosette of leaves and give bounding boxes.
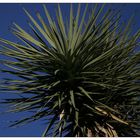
[0,4,140,137]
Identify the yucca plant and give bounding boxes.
[0,4,140,137]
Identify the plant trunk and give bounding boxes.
[60,110,95,137]
[87,128,94,137]
[59,110,64,135]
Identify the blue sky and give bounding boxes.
[0,3,140,137]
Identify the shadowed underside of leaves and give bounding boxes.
[0,4,140,137]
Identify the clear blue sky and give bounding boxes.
[0,3,140,137]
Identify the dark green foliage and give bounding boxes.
[0,4,140,136]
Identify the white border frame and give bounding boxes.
[0,0,140,3]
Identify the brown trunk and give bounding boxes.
[87,128,94,137]
[59,110,64,136]
[60,110,95,137]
